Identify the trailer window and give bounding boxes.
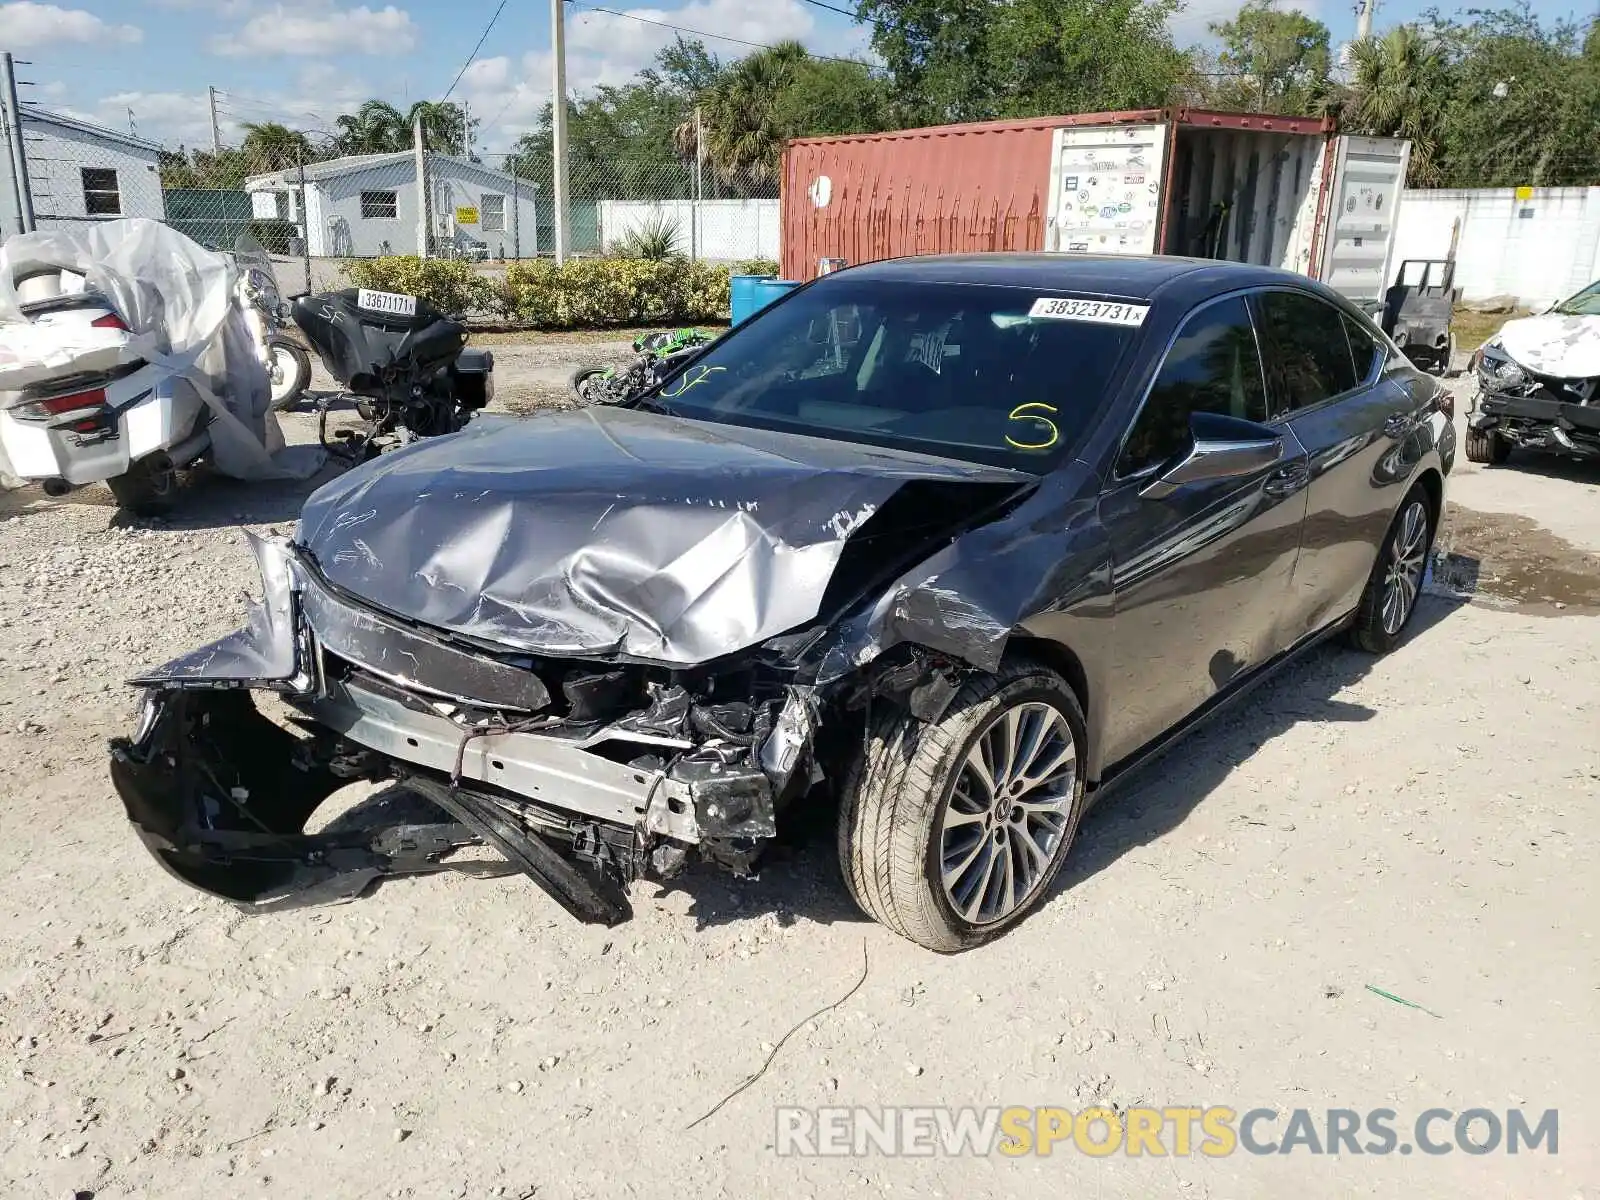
[81,168,121,216]
[361,191,399,220]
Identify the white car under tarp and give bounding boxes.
[0,218,323,486]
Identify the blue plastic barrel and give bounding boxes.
[729,274,771,326]
[749,278,800,320]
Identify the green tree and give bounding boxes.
[1208,0,1334,114]
[861,0,1190,124]
[335,100,409,154]
[239,121,314,170]
[1342,27,1451,185]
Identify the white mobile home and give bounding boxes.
[1,108,165,236]
[246,152,537,259]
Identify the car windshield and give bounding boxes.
[648,279,1142,471]
[1553,279,1600,316]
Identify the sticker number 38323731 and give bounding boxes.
[1028,297,1150,326]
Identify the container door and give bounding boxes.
[1314,135,1411,314]
[1045,123,1170,255]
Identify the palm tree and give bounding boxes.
[239,121,314,171]
[685,42,807,190]
[1343,27,1447,186]
[406,101,468,154]
[335,100,408,154]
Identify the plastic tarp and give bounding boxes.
[0,218,322,482]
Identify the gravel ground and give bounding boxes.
[1,358,1598,1200]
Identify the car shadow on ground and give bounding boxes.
[1476,451,1600,486]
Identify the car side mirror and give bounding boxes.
[1140,412,1282,500]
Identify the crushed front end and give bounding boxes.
[1468,332,1600,460]
[109,533,827,924]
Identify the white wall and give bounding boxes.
[600,199,779,262]
[14,117,164,230]
[1392,186,1600,308]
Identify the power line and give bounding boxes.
[567,2,872,66]
[442,0,510,103]
[798,0,861,15]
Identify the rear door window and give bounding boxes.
[1342,313,1385,384]
[1253,290,1359,414]
[1119,296,1268,475]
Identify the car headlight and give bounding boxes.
[1476,341,1529,390]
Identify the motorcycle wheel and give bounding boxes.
[569,365,615,404]
[267,338,312,411]
[108,457,179,517]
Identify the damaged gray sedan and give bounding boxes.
[111,255,1454,951]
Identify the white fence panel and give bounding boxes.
[599,199,780,263]
[1393,186,1600,308]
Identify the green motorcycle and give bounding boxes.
[569,328,713,406]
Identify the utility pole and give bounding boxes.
[1,52,35,234]
[208,85,222,154]
[414,112,430,258]
[127,107,137,137]
[1355,0,1375,42]
[462,98,471,158]
[550,0,570,265]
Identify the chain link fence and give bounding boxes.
[3,101,780,319]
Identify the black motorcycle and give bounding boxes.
[293,288,495,461]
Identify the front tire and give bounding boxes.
[1464,427,1512,464]
[838,659,1087,952]
[1347,489,1435,654]
[266,338,311,411]
[569,365,613,404]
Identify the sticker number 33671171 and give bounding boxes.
[1028,297,1150,326]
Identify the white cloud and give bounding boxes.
[209,3,417,58]
[456,0,869,149]
[0,2,142,47]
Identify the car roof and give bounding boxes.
[836,253,1328,306]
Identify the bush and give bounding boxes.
[610,213,683,261]
[341,256,494,317]
[733,258,780,277]
[495,257,731,328]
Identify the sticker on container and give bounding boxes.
[1029,297,1150,326]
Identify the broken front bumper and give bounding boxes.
[1471,386,1600,456]
[109,534,816,922]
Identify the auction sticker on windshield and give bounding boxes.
[1029,297,1149,326]
[357,288,418,318]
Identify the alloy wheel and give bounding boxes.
[939,701,1077,925]
[1382,499,1429,635]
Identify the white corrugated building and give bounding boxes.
[245,152,538,259]
[1,107,166,236]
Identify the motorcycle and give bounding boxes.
[232,235,311,412]
[291,283,495,462]
[569,328,713,405]
[0,224,298,516]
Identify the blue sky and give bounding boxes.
[2,0,1593,152]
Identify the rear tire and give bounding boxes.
[108,457,179,517]
[1464,427,1512,464]
[267,338,311,412]
[837,658,1087,952]
[1347,489,1434,654]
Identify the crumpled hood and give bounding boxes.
[1497,312,1600,379]
[296,408,1026,665]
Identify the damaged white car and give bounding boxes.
[1465,278,1600,463]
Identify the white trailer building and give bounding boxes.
[1,107,165,236]
[245,152,537,260]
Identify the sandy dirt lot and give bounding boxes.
[1,349,1597,1200]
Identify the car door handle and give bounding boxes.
[1383,413,1415,439]
[1262,462,1309,497]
